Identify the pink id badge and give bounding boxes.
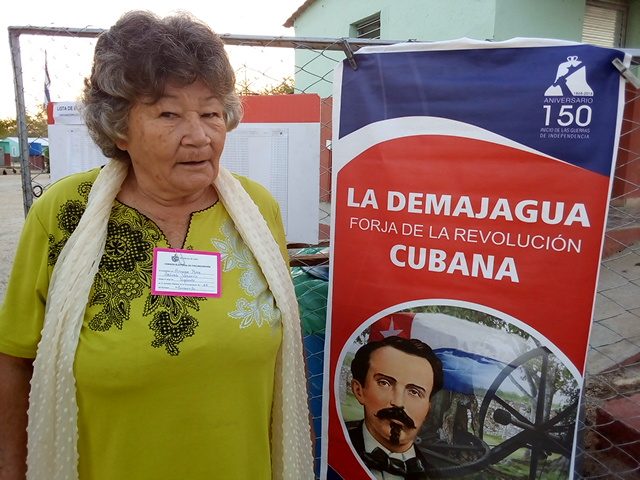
[151,248,221,297]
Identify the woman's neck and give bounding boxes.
[117,170,218,248]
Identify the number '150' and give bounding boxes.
[543,105,592,127]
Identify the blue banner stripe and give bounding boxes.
[339,45,623,177]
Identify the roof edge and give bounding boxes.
[283,0,318,28]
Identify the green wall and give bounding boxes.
[292,0,499,97]
[494,0,585,41]
[294,0,496,40]
[382,0,495,41]
[628,0,640,48]
[291,0,639,96]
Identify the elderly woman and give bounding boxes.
[0,11,313,480]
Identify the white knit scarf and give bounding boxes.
[27,159,314,479]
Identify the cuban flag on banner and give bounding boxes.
[369,312,534,395]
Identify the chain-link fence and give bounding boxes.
[7,25,640,479]
[577,80,640,480]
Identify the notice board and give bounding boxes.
[46,94,321,244]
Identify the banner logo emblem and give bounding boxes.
[545,56,594,97]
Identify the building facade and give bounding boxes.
[285,0,640,97]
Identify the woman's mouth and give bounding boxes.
[181,160,208,166]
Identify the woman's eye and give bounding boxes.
[160,112,177,118]
[201,112,220,119]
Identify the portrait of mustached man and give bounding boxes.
[347,336,444,480]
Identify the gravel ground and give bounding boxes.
[0,174,30,304]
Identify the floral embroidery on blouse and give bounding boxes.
[212,219,281,329]
[47,182,204,356]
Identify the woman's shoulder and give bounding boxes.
[232,174,277,206]
[44,167,101,195]
[231,174,284,230]
[30,167,102,216]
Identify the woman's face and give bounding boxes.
[117,79,227,200]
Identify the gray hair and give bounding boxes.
[82,10,242,161]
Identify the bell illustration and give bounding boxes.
[544,56,594,96]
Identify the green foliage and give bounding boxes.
[0,117,17,138]
[341,388,363,422]
[237,76,295,96]
[405,305,532,341]
[0,105,48,139]
[27,106,48,138]
[262,77,295,95]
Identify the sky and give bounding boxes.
[0,0,305,119]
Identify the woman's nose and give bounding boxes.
[181,115,210,147]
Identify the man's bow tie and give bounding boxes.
[362,447,426,477]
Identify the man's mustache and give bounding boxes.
[375,406,416,429]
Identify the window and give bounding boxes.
[581,0,629,47]
[352,13,381,39]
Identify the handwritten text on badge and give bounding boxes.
[151,248,221,297]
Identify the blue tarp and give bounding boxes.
[29,142,44,156]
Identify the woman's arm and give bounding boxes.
[0,352,33,480]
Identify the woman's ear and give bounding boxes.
[115,138,128,151]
